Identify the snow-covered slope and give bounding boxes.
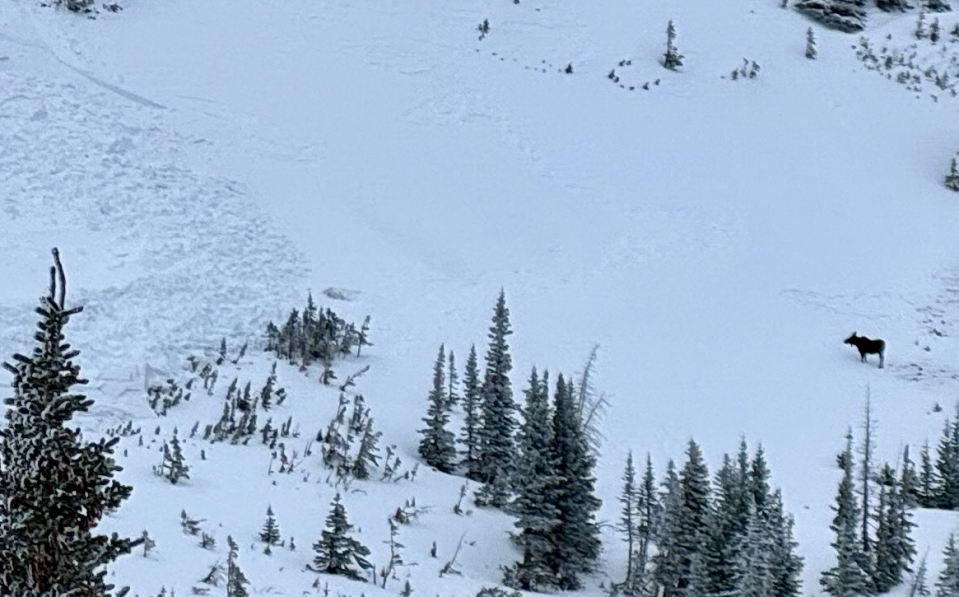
[3,0,959,593]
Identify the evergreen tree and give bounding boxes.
[806,27,818,59]
[506,368,560,591]
[936,416,959,509]
[311,493,373,582]
[767,489,804,597]
[821,430,871,597]
[227,535,251,597]
[902,445,920,509]
[0,249,137,597]
[635,453,660,591]
[619,451,640,591]
[675,440,712,597]
[474,291,517,508]
[418,344,456,473]
[653,460,684,597]
[662,20,684,70]
[938,534,959,597]
[874,464,916,592]
[260,506,282,553]
[447,349,459,409]
[735,500,773,597]
[947,156,959,193]
[351,418,382,480]
[156,431,190,484]
[706,454,745,596]
[859,393,877,584]
[549,374,602,589]
[920,441,938,507]
[913,552,931,597]
[460,345,483,480]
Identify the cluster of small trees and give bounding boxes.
[266,294,371,384]
[418,291,603,591]
[911,407,959,509]
[820,397,917,597]
[615,440,804,597]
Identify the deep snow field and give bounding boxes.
[3,0,959,594]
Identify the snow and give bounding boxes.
[3,0,959,594]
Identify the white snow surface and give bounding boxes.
[3,0,959,594]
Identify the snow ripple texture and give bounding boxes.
[0,68,308,383]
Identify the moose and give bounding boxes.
[844,332,885,369]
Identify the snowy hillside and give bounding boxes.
[4,0,959,593]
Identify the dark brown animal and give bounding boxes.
[844,332,885,369]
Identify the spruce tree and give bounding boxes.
[707,454,745,596]
[156,431,190,484]
[874,464,916,592]
[806,27,818,59]
[821,430,871,597]
[227,535,251,597]
[312,493,373,582]
[913,552,931,597]
[662,20,684,70]
[635,453,660,591]
[260,505,282,553]
[920,441,938,507]
[460,344,483,480]
[859,393,876,584]
[938,534,959,597]
[767,489,804,597]
[474,291,517,508]
[902,445,920,509]
[653,460,684,597]
[935,416,959,509]
[0,249,137,597]
[619,451,640,591]
[418,344,456,473]
[676,440,712,597]
[549,374,602,589]
[506,368,559,591]
[447,349,459,409]
[735,500,773,597]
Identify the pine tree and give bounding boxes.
[447,349,459,410]
[460,344,483,480]
[902,445,921,509]
[939,534,959,597]
[156,431,190,484]
[735,499,773,597]
[920,441,938,507]
[418,344,456,473]
[619,451,640,591]
[936,415,959,509]
[312,493,373,582]
[380,517,405,588]
[767,489,804,597]
[707,454,746,596]
[260,506,282,553]
[662,20,684,70]
[0,249,137,597]
[506,368,560,591]
[946,155,959,192]
[653,460,684,597]
[912,552,931,597]
[549,374,602,589]
[635,453,660,591]
[351,418,382,480]
[474,291,517,508]
[676,440,712,597]
[227,535,251,597]
[821,430,871,597]
[859,393,877,584]
[874,464,916,592]
[806,27,818,59]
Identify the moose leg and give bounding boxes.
[879,352,884,369]
[860,351,867,363]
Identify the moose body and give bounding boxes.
[844,332,885,369]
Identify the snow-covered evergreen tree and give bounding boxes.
[227,535,251,597]
[821,430,871,597]
[634,453,660,592]
[936,415,959,509]
[662,20,684,70]
[874,464,916,592]
[260,505,282,554]
[0,249,137,597]
[460,344,483,480]
[653,460,684,597]
[806,27,818,59]
[912,552,932,597]
[946,156,959,192]
[156,431,190,484]
[619,450,640,592]
[675,440,712,597]
[735,500,774,597]
[447,349,460,410]
[312,493,373,582]
[475,291,517,508]
[418,344,456,473]
[505,368,560,591]
[549,374,602,589]
[351,417,382,480]
[859,394,877,585]
[902,445,920,509]
[706,454,746,596]
[920,441,938,507]
[938,534,959,597]
[767,489,805,597]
